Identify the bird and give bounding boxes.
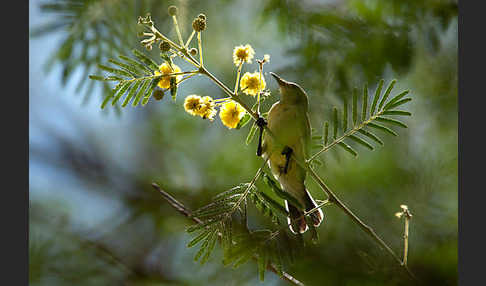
[258,72,324,234]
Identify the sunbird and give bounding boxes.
[257,72,324,234]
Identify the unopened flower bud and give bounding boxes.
[192,17,206,32]
[153,89,165,100]
[159,41,171,52]
[189,48,198,56]
[168,6,178,16]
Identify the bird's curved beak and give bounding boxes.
[270,72,288,87]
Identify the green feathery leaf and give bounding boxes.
[236,113,251,129]
[214,185,246,201]
[88,75,105,81]
[258,250,268,281]
[246,122,258,145]
[122,80,142,107]
[362,83,368,121]
[141,77,161,106]
[357,129,384,146]
[385,98,412,110]
[194,229,217,262]
[382,110,411,116]
[119,54,153,74]
[101,84,122,109]
[187,229,211,248]
[352,87,358,125]
[187,220,221,233]
[332,107,338,139]
[375,117,408,128]
[263,173,302,209]
[201,230,218,264]
[383,90,410,110]
[108,58,142,76]
[370,79,384,115]
[132,79,151,107]
[323,122,329,146]
[132,49,159,71]
[337,142,358,157]
[348,135,374,150]
[98,63,132,78]
[111,81,132,106]
[343,98,348,132]
[378,79,396,110]
[367,122,398,136]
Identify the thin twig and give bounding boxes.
[197,32,203,67]
[171,15,184,47]
[403,217,409,266]
[397,205,412,267]
[151,183,305,286]
[185,30,196,48]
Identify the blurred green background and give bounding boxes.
[29,0,457,285]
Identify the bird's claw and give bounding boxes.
[256,116,267,157]
[256,117,267,128]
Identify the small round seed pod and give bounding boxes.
[153,89,165,101]
[168,6,178,16]
[189,48,198,56]
[159,41,171,52]
[192,17,206,32]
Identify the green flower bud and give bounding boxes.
[159,41,171,52]
[153,89,165,100]
[168,6,178,16]
[192,17,206,32]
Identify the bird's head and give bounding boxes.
[270,72,308,106]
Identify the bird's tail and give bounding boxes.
[285,189,324,234]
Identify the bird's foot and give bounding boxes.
[256,116,267,157]
[256,116,267,128]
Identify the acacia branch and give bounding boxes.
[151,183,305,286]
[146,19,416,282]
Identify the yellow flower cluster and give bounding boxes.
[184,95,217,120]
[240,72,266,96]
[155,63,182,89]
[233,44,255,66]
[219,100,246,129]
[184,96,246,129]
[180,43,271,129]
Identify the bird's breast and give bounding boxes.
[266,103,303,146]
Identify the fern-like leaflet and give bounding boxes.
[185,171,301,281]
[309,79,412,161]
[89,50,194,108]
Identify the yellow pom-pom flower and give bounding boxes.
[184,95,202,116]
[219,100,246,129]
[195,96,217,121]
[155,63,182,89]
[184,95,217,121]
[233,44,255,66]
[240,72,266,96]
